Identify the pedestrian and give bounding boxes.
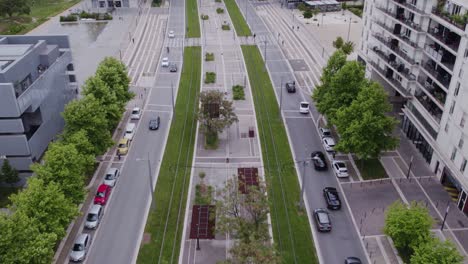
[118,153,121,160]
[282,40,284,45]
[140,93,143,99]
[132,38,135,43]
[292,25,294,30]
[253,33,256,39]
[297,26,299,30]
[144,87,147,93]
[332,152,336,159]
[167,46,170,53]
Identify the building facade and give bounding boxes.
[90,0,137,8]
[358,0,468,215]
[0,35,77,171]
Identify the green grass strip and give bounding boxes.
[137,46,201,264]
[241,45,317,264]
[224,0,252,36]
[186,0,201,38]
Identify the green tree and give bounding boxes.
[334,82,399,159]
[61,129,96,174]
[1,159,19,186]
[297,3,307,11]
[95,57,134,107]
[341,41,355,55]
[9,178,78,239]
[228,236,280,264]
[0,212,56,264]
[332,36,344,49]
[303,9,313,19]
[0,0,30,17]
[384,201,433,257]
[31,142,89,204]
[411,237,464,264]
[62,94,114,155]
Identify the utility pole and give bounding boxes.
[441,204,450,231]
[196,206,202,250]
[299,159,309,209]
[346,15,352,41]
[263,40,268,72]
[171,81,175,114]
[406,155,414,179]
[136,153,155,210]
[279,76,283,114]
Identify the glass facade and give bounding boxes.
[401,115,434,163]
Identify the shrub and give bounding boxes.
[205,131,219,149]
[152,0,161,6]
[215,0,222,2]
[221,24,230,30]
[195,184,213,205]
[205,52,215,61]
[3,24,26,34]
[201,14,209,20]
[205,72,216,83]
[297,3,307,11]
[60,14,78,22]
[199,171,206,179]
[216,8,224,14]
[348,7,363,17]
[303,9,313,19]
[232,85,245,100]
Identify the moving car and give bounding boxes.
[104,168,120,187]
[69,233,91,262]
[169,63,177,72]
[130,107,141,120]
[345,257,362,264]
[168,30,175,38]
[161,57,169,67]
[333,161,349,178]
[322,137,336,152]
[124,123,136,141]
[319,127,332,138]
[149,116,160,130]
[299,101,309,114]
[94,184,112,206]
[285,81,296,93]
[311,151,327,170]
[323,187,341,210]
[313,208,331,232]
[85,204,103,229]
[117,138,130,155]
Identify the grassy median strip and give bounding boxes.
[186,0,201,38]
[223,0,251,36]
[241,45,317,264]
[137,46,201,264]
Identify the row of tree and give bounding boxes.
[0,57,133,263]
[384,201,463,263]
[0,0,30,17]
[313,48,399,160]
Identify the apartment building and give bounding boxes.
[358,0,468,215]
[0,35,77,171]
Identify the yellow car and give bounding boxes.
[117,138,130,155]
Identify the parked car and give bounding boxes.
[323,187,341,210]
[161,57,169,67]
[313,208,331,232]
[311,151,327,170]
[117,138,130,155]
[169,63,177,72]
[345,257,362,264]
[285,81,296,93]
[333,161,349,178]
[130,107,141,120]
[124,123,136,141]
[322,137,336,152]
[85,204,103,229]
[104,168,120,187]
[149,116,160,130]
[299,101,309,114]
[319,127,332,138]
[168,30,175,38]
[69,233,91,262]
[94,184,112,206]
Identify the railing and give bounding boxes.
[423,44,455,71]
[372,34,417,65]
[416,76,446,107]
[391,0,427,15]
[431,7,467,31]
[421,60,451,89]
[427,27,460,53]
[373,19,420,49]
[375,5,424,32]
[368,60,411,97]
[370,46,415,81]
[414,90,443,123]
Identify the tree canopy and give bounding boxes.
[410,237,463,264]
[0,0,30,17]
[0,159,19,186]
[95,57,134,107]
[197,90,238,135]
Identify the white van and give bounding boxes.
[124,123,136,141]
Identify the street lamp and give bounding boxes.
[262,40,268,72]
[136,152,155,210]
[406,155,414,179]
[196,206,201,250]
[441,203,450,231]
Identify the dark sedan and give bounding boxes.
[285,81,296,93]
[149,116,160,130]
[311,151,327,170]
[323,187,341,210]
[345,257,362,264]
[313,208,331,232]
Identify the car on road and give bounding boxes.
[323,187,341,210]
[149,116,160,130]
[124,122,136,141]
[117,138,130,155]
[319,127,332,138]
[130,107,141,120]
[169,63,177,72]
[322,137,336,152]
[299,101,309,114]
[311,151,327,170]
[161,57,169,67]
[94,184,112,206]
[168,30,175,38]
[69,233,91,262]
[333,161,349,178]
[104,168,120,187]
[313,208,331,232]
[85,204,103,229]
[345,257,362,264]
[285,81,296,93]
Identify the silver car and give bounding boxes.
[85,204,103,229]
[322,137,336,152]
[70,233,91,262]
[104,168,120,187]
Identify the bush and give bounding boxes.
[232,85,245,100]
[201,14,209,20]
[205,131,219,149]
[221,24,230,30]
[215,0,222,2]
[205,52,215,61]
[152,0,161,6]
[195,184,213,205]
[3,24,26,34]
[303,9,313,19]
[348,7,362,17]
[216,8,224,14]
[297,3,307,11]
[101,13,113,20]
[60,14,78,22]
[205,72,216,83]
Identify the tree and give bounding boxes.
[0,212,56,264]
[334,82,399,159]
[303,9,313,19]
[411,237,464,264]
[0,159,19,186]
[31,142,89,204]
[297,3,307,11]
[62,94,114,155]
[61,129,96,174]
[95,57,134,108]
[341,41,355,55]
[228,235,280,264]
[9,178,78,239]
[0,0,30,17]
[332,36,344,50]
[384,201,433,256]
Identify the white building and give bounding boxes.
[358,0,468,215]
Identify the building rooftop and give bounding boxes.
[0,44,33,59]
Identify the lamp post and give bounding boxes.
[263,40,268,72]
[441,204,450,231]
[196,206,201,250]
[136,152,155,210]
[406,155,414,179]
[346,15,352,41]
[279,76,283,115]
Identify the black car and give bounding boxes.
[169,63,177,72]
[344,257,362,264]
[311,151,327,170]
[149,116,160,130]
[313,208,331,232]
[285,81,296,93]
[323,187,341,210]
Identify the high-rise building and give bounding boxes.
[0,35,77,171]
[358,0,468,214]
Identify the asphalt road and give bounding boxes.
[235,0,368,263]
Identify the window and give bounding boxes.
[461,158,467,172]
[449,101,456,115]
[445,123,449,132]
[454,82,460,96]
[461,115,466,128]
[410,0,417,5]
[451,148,457,161]
[459,138,464,148]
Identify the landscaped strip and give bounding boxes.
[186,0,201,38]
[224,0,252,36]
[137,46,201,264]
[241,45,317,263]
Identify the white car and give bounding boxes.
[130,107,141,120]
[104,168,120,187]
[333,161,349,178]
[322,137,336,152]
[70,233,91,262]
[319,127,332,138]
[168,30,175,38]
[85,204,103,229]
[299,101,309,114]
[161,57,169,67]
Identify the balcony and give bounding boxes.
[427,27,461,54]
[375,5,424,33]
[431,7,467,31]
[391,0,427,16]
[373,19,420,49]
[423,44,455,71]
[369,46,416,82]
[416,76,447,107]
[414,89,443,124]
[421,60,451,90]
[368,60,411,98]
[372,34,417,65]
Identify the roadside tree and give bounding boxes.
[95,57,134,108]
[410,237,463,264]
[0,159,19,186]
[0,0,30,17]
[341,41,355,55]
[61,129,96,174]
[332,36,344,49]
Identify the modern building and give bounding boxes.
[90,0,142,8]
[358,0,468,215]
[0,35,77,171]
